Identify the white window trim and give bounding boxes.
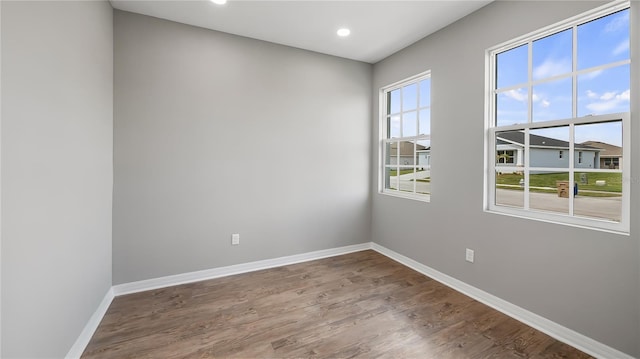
[483,1,631,234]
[379,70,431,202]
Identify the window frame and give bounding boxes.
[484,1,631,234]
[379,70,432,202]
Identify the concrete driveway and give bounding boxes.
[389,171,431,194]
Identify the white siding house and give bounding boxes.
[496,131,600,170]
[389,141,430,169]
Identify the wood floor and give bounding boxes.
[82,250,592,358]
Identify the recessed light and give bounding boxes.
[337,28,351,37]
[211,0,227,5]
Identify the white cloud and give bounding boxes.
[612,39,629,56]
[618,89,630,101]
[586,101,618,113]
[533,58,571,79]
[586,90,598,99]
[586,89,630,113]
[504,88,527,102]
[600,92,616,101]
[531,92,550,108]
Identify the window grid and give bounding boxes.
[380,71,431,201]
[486,2,631,233]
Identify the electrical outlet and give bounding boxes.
[465,248,474,263]
[231,233,240,245]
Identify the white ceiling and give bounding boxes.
[110,0,492,64]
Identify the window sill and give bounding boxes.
[380,190,430,203]
[484,206,629,236]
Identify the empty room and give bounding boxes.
[1,0,639,358]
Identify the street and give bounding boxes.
[388,174,620,221]
[496,188,621,222]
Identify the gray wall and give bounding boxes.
[372,1,639,356]
[113,11,372,284]
[1,1,113,358]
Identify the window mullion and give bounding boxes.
[570,26,577,217]
[413,142,417,194]
[572,25,578,119]
[488,128,497,209]
[415,87,420,194]
[569,124,575,216]
[399,89,404,138]
[395,140,400,192]
[416,83,421,136]
[527,41,533,124]
[524,128,530,210]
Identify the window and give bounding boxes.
[497,150,515,164]
[380,71,431,201]
[486,2,630,233]
[604,158,620,169]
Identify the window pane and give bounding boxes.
[393,166,415,193]
[416,167,430,195]
[384,142,395,166]
[529,126,570,168]
[533,29,572,80]
[578,9,629,70]
[384,167,395,190]
[495,170,524,209]
[402,111,417,137]
[416,139,431,171]
[496,44,528,89]
[396,141,415,166]
[419,109,431,136]
[574,172,622,222]
[532,77,572,122]
[496,88,528,126]
[403,83,418,111]
[577,64,630,117]
[495,130,523,167]
[389,89,401,115]
[388,115,401,138]
[419,79,431,108]
[575,121,622,169]
[529,171,570,215]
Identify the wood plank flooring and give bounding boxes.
[82,250,592,358]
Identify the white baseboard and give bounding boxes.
[65,287,115,359]
[370,243,635,359]
[112,242,372,296]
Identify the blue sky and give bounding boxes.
[496,9,629,147]
[388,78,431,138]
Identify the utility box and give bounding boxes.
[557,181,570,198]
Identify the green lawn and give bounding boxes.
[497,172,622,196]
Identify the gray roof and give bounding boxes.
[580,141,621,157]
[497,131,598,150]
